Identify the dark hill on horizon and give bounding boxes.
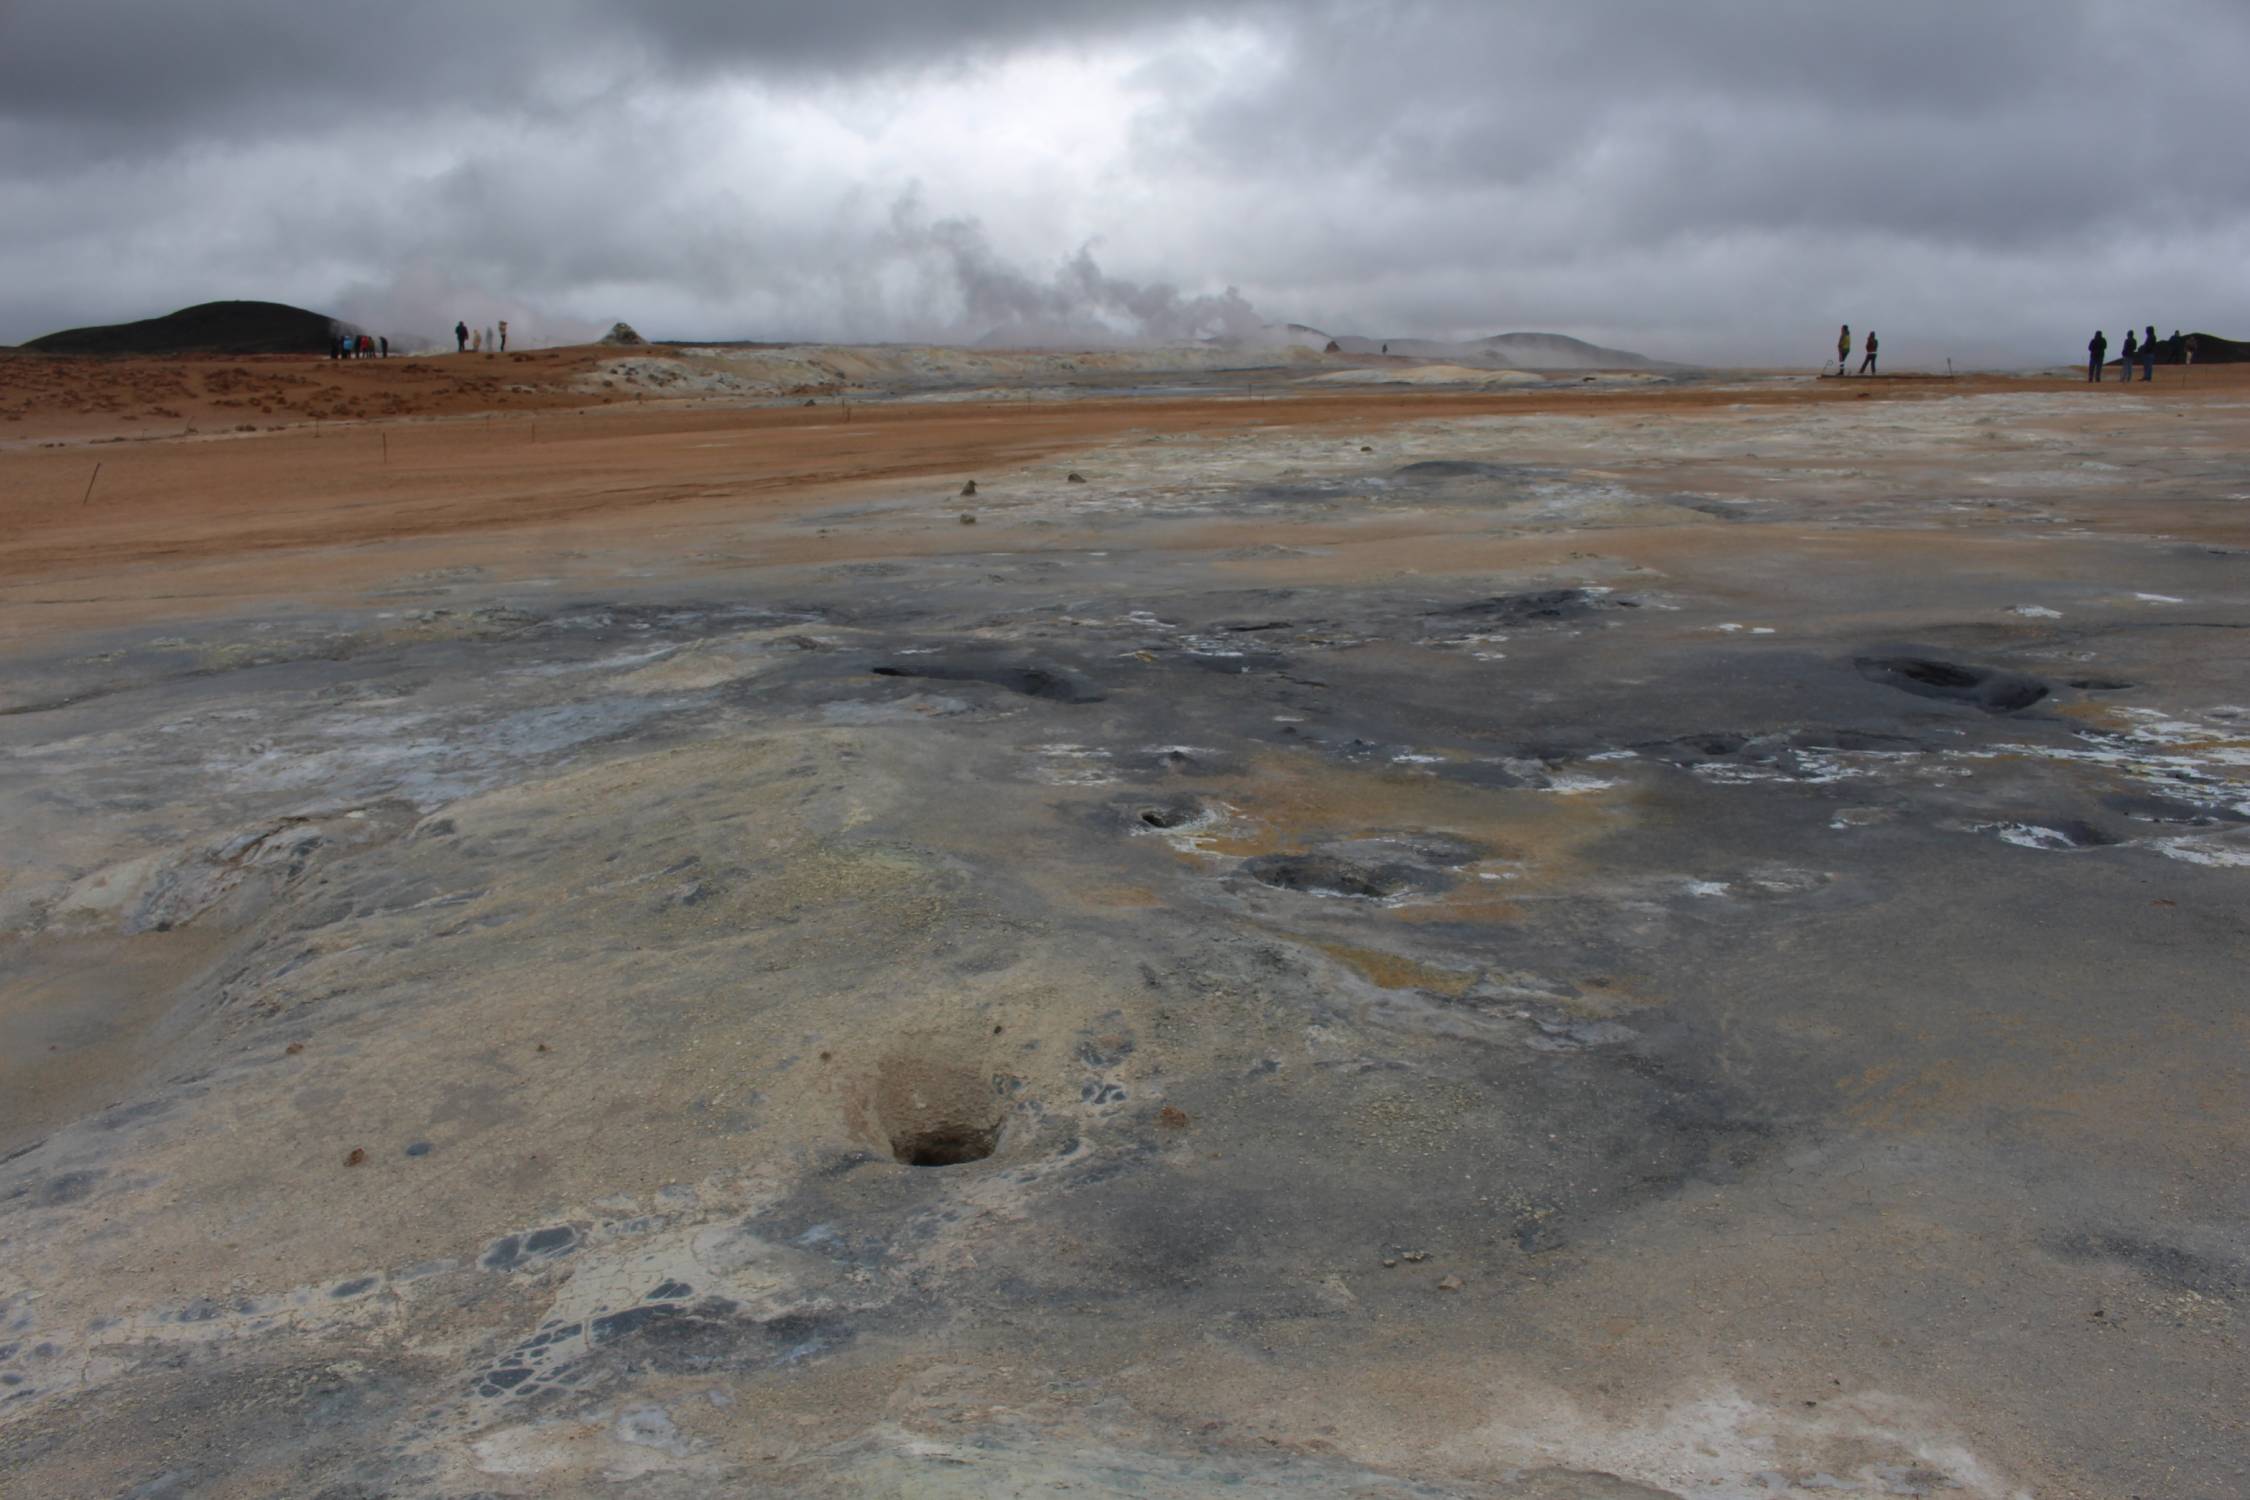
[26,300,355,356]
[2138,331,2250,365]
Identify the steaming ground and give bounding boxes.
[1,353,2246,1498]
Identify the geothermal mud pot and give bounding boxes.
[1,369,2247,1496]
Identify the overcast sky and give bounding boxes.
[3,1,2244,365]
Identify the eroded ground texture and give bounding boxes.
[2,373,2247,1498]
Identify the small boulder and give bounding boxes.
[959,479,978,497]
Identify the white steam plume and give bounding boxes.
[328,259,604,352]
[885,198,1267,347]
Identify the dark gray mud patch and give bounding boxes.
[1240,853,1436,900]
[870,660,1102,703]
[1233,480,1361,508]
[20,1169,102,1207]
[2068,676,2135,692]
[1855,655,2049,713]
[1391,460,1555,483]
[590,1302,853,1374]
[2104,791,2250,826]
[1636,732,1753,764]
[480,1224,580,1271]
[471,1299,854,1399]
[1425,588,1629,628]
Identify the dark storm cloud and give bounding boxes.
[0,1,1210,147]
[1176,1,2250,249]
[3,0,2246,362]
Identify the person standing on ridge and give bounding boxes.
[1837,324,1851,375]
[2143,326,2157,381]
[2088,330,2108,382]
[2121,328,2138,384]
[498,320,508,352]
[1858,330,1879,375]
[379,335,388,358]
[455,320,468,353]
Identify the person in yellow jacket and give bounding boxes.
[1836,324,1851,375]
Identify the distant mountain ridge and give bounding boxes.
[1274,323,1673,370]
[26,300,355,356]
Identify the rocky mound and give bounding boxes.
[25,300,351,356]
[601,322,647,346]
[2141,331,2250,365]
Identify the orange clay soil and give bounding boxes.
[4,348,2238,623]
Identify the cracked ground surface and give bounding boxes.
[1,362,2247,1497]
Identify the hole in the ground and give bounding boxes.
[1891,658,1981,690]
[1855,655,2049,714]
[1124,795,1207,832]
[868,1052,1005,1168]
[1242,852,1426,899]
[890,1122,999,1166]
[870,659,1103,703]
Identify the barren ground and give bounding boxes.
[1,348,2245,1498]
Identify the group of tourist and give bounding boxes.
[324,319,523,359]
[2088,327,2194,383]
[1831,323,2201,383]
[1834,325,1878,375]
[454,319,508,353]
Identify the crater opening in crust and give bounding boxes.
[870,1052,1005,1168]
[889,1121,999,1166]
[1138,800,1202,829]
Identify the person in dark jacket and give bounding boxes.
[1858,330,1879,375]
[2120,329,2138,384]
[455,320,469,353]
[2088,330,2108,382]
[2143,326,2157,381]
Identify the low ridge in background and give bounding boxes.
[25,300,354,357]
